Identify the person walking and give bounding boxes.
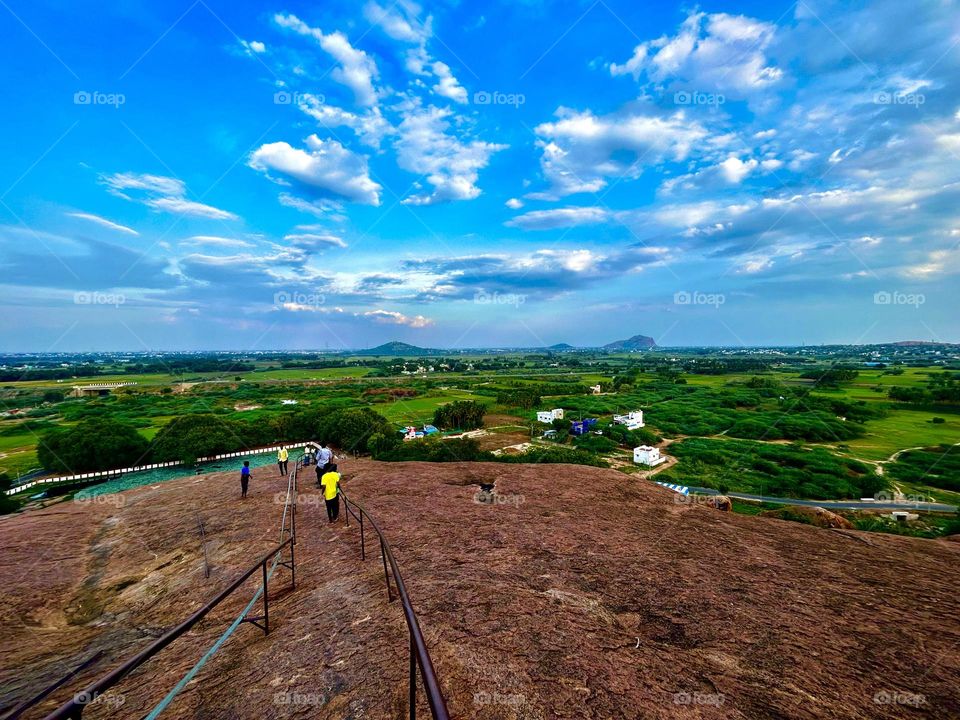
[316,442,333,473]
[320,463,341,523]
[277,446,289,475]
[240,461,251,499]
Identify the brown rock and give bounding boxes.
[760,504,855,529]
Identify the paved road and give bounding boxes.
[686,487,958,513]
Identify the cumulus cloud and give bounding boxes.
[395,104,506,205]
[66,212,139,236]
[274,13,380,106]
[249,135,382,205]
[610,11,783,97]
[364,0,467,105]
[296,95,393,148]
[530,106,710,199]
[362,309,433,327]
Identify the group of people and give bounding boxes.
[238,443,342,524]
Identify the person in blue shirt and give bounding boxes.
[240,461,251,499]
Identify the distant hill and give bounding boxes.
[355,341,441,356]
[603,334,657,351]
[547,343,575,351]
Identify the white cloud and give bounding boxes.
[146,197,239,220]
[100,172,238,220]
[241,39,266,54]
[505,198,524,209]
[363,309,433,327]
[283,233,348,249]
[102,172,185,198]
[719,156,758,183]
[395,104,506,205]
[182,235,254,248]
[430,60,468,104]
[610,11,783,97]
[506,206,611,230]
[531,107,709,198]
[66,212,139,236]
[363,0,431,44]
[297,95,393,148]
[274,13,380,106]
[249,135,382,206]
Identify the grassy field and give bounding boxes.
[837,410,958,460]
[375,389,493,425]
[247,367,374,380]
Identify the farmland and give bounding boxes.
[2,346,958,515]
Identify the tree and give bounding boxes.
[150,414,245,464]
[317,408,392,455]
[37,418,151,473]
[433,400,486,430]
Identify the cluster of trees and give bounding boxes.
[370,435,608,468]
[433,400,486,430]
[889,373,960,406]
[799,367,859,386]
[36,405,397,472]
[496,388,541,409]
[37,418,151,473]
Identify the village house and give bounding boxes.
[613,410,644,429]
[633,445,665,466]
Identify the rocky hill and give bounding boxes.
[2,460,958,718]
[603,333,658,351]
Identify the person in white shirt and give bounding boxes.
[315,442,333,485]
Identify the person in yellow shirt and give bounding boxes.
[277,446,289,475]
[320,464,341,523]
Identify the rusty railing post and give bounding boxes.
[360,511,365,560]
[409,633,417,720]
[262,560,270,634]
[381,538,393,602]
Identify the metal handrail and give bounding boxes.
[40,462,299,720]
[338,484,451,720]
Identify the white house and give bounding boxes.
[613,410,644,429]
[589,384,602,394]
[633,445,665,466]
[536,408,564,423]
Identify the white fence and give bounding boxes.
[6,441,318,497]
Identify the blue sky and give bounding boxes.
[1,0,958,351]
